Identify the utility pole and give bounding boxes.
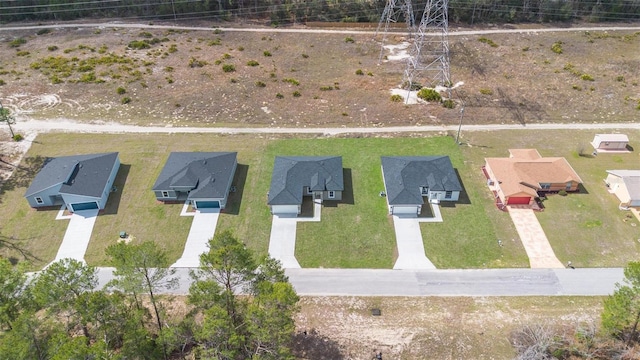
[0,100,16,138]
[455,104,464,145]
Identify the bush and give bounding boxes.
[16,51,29,57]
[121,97,131,104]
[390,94,403,102]
[479,88,493,95]
[442,99,456,109]
[367,72,374,76]
[0,79,5,86]
[189,57,207,68]
[164,66,174,72]
[401,81,422,91]
[417,88,442,102]
[263,51,272,57]
[222,64,235,72]
[551,41,563,54]
[255,81,266,87]
[320,86,334,91]
[116,87,126,95]
[283,78,299,86]
[247,60,260,66]
[301,53,309,58]
[168,44,178,53]
[276,93,284,99]
[344,37,355,43]
[292,91,301,97]
[127,40,150,50]
[355,69,364,75]
[139,31,153,38]
[222,53,232,60]
[47,45,58,51]
[37,29,51,35]
[12,134,24,141]
[9,38,26,47]
[581,74,594,81]
[558,190,568,196]
[478,37,498,47]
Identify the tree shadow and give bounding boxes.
[223,163,248,215]
[102,164,130,215]
[0,155,47,204]
[0,234,42,265]
[292,329,344,360]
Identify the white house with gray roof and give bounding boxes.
[24,152,120,212]
[268,156,343,215]
[152,152,237,210]
[381,156,462,216]
[605,170,640,209]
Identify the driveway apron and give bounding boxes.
[508,207,564,268]
[53,209,98,264]
[268,202,321,269]
[171,208,220,268]
[392,215,436,270]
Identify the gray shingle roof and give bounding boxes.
[268,156,343,205]
[381,156,462,205]
[607,170,640,200]
[152,152,237,199]
[25,152,119,198]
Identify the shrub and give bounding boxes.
[50,75,63,84]
[9,38,26,47]
[367,72,374,76]
[401,81,422,91]
[302,53,309,58]
[139,31,153,38]
[417,88,442,102]
[320,86,334,91]
[581,74,594,81]
[390,94,403,102]
[37,28,51,35]
[256,81,266,87]
[551,41,563,54]
[263,50,272,57]
[283,78,299,86]
[478,37,498,47]
[558,189,568,196]
[237,46,244,51]
[344,37,355,43]
[207,38,221,46]
[222,53,232,60]
[78,72,97,83]
[442,99,456,108]
[12,134,24,141]
[292,91,301,97]
[121,97,131,104]
[230,78,238,83]
[47,45,58,51]
[168,44,178,53]
[98,45,108,54]
[213,29,223,34]
[127,40,150,50]
[479,88,493,95]
[247,60,259,66]
[276,93,284,99]
[166,78,174,84]
[189,57,207,68]
[355,69,364,75]
[616,75,625,82]
[522,46,530,51]
[164,66,174,72]
[572,85,582,91]
[116,87,126,95]
[16,51,29,56]
[222,64,235,72]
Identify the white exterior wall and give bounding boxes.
[428,190,460,202]
[271,204,300,215]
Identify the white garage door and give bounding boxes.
[272,205,299,215]
[392,206,419,215]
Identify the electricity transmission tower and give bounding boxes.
[375,0,415,62]
[403,0,451,93]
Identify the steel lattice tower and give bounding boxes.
[403,0,450,93]
[375,0,415,63]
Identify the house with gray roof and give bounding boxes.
[605,170,640,209]
[24,152,120,212]
[152,152,237,210]
[268,156,344,215]
[381,156,462,216]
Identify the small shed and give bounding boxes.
[591,134,629,151]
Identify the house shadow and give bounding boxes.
[626,144,634,152]
[0,155,47,204]
[102,164,130,215]
[440,169,471,208]
[575,183,590,195]
[324,168,354,208]
[223,163,248,216]
[292,329,344,360]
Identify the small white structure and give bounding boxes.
[591,134,629,152]
[605,170,640,209]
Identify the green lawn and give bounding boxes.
[3,130,639,270]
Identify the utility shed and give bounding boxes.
[591,134,629,151]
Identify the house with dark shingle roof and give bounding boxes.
[24,152,120,212]
[152,152,237,210]
[268,156,343,215]
[381,156,462,216]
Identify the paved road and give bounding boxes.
[95,267,625,296]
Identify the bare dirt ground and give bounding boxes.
[0,21,638,129]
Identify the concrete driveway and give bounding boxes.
[52,209,99,264]
[392,214,437,270]
[171,208,220,268]
[268,202,321,269]
[508,207,564,268]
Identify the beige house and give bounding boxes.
[484,149,583,206]
[605,170,640,209]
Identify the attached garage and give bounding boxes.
[390,205,420,216]
[195,200,220,209]
[70,201,99,211]
[271,205,300,215]
[507,197,531,205]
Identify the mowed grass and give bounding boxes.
[459,128,640,267]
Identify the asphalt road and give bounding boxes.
[96,267,624,296]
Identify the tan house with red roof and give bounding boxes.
[484,149,583,206]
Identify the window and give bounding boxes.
[161,191,170,198]
[540,183,551,190]
[566,182,572,191]
[328,191,335,199]
[445,191,453,199]
[306,187,313,195]
[35,197,44,204]
[421,187,429,195]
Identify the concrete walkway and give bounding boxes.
[392,215,436,269]
[508,207,564,268]
[268,202,321,269]
[52,209,99,264]
[171,208,220,268]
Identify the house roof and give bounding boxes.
[152,152,237,199]
[485,149,583,198]
[594,134,629,142]
[268,156,343,205]
[382,156,462,205]
[25,152,119,198]
[606,170,640,200]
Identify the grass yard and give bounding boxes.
[458,128,640,268]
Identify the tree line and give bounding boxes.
[0,230,299,360]
[0,0,639,25]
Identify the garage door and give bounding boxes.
[195,200,220,209]
[70,202,99,211]
[507,197,530,205]
[271,205,299,215]
[391,206,419,215]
